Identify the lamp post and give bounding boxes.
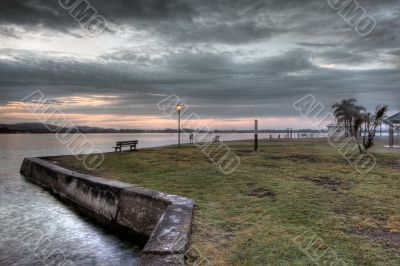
[176,104,182,147]
[254,120,258,152]
[389,123,394,148]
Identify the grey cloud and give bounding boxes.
[388,49,400,56]
[0,0,399,123]
[317,49,376,65]
[0,0,317,44]
[0,0,75,33]
[1,0,399,47]
[0,26,21,39]
[1,48,399,118]
[296,42,337,48]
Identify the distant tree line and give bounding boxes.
[0,123,327,134]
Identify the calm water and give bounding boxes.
[0,132,271,266]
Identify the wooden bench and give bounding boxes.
[113,140,138,152]
[213,136,220,142]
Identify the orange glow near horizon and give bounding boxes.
[55,95,120,107]
[0,100,330,130]
[0,112,326,130]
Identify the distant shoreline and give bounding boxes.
[0,130,328,135]
[0,123,329,134]
[0,130,329,135]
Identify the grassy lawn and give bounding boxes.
[51,139,400,265]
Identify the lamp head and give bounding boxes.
[176,104,183,111]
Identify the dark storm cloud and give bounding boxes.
[0,48,399,118]
[0,0,318,43]
[0,0,75,32]
[0,0,399,123]
[1,0,399,46]
[0,48,314,90]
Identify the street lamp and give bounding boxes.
[176,104,183,147]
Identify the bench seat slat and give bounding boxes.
[117,141,138,145]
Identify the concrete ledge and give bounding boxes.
[20,157,194,266]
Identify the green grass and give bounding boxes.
[51,139,400,265]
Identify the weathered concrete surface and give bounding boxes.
[139,254,185,265]
[117,187,170,237]
[20,157,194,266]
[143,205,193,254]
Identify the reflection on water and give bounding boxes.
[0,177,140,266]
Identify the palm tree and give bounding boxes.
[354,105,388,153]
[332,98,366,137]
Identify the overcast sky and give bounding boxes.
[0,0,399,129]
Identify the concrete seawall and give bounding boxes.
[20,157,194,265]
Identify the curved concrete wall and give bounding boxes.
[20,157,194,265]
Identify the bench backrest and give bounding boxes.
[116,140,138,146]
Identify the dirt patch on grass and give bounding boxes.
[266,154,323,163]
[298,176,350,191]
[384,159,400,170]
[349,228,400,250]
[252,163,280,168]
[345,215,400,253]
[246,183,276,199]
[287,154,323,162]
[234,150,261,157]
